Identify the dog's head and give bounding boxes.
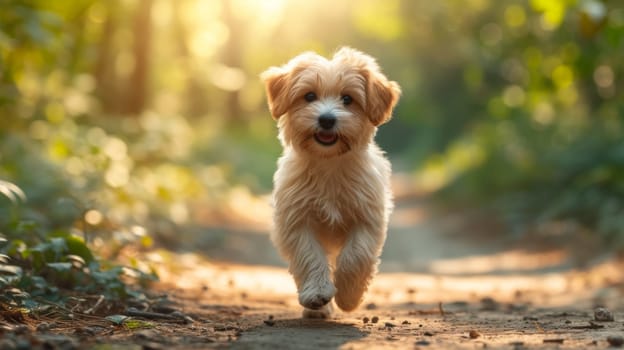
[261,47,401,157]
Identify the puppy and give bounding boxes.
[261,47,401,318]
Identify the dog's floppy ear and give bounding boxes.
[366,71,401,126]
[334,47,401,126]
[261,66,290,120]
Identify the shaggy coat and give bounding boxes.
[261,47,401,318]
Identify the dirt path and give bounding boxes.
[3,195,624,349]
[158,193,624,349]
[3,250,623,349]
[146,260,623,350]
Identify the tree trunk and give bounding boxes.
[94,2,117,113]
[220,0,243,124]
[124,0,153,115]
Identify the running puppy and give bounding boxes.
[261,47,401,318]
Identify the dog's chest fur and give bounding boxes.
[273,145,390,232]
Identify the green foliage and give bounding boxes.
[423,0,624,248]
[1,0,623,282]
[0,178,157,307]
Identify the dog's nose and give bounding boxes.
[318,113,336,130]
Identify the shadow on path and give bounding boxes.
[231,319,368,350]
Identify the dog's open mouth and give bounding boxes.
[314,131,338,146]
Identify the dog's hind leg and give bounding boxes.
[333,227,384,312]
[275,227,336,316]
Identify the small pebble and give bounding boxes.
[366,303,377,310]
[402,320,410,325]
[36,322,51,332]
[143,342,164,350]
[263,320,275,327]
[607,336,624,347]
[13,325,29,334]
[134,329,158,339]
[415,339,430,346]
[469,330,481,339]
[424,331,434,336]
[152,305,178,314]
[480,297,499,311]
[594,307,614,322]
[385,322,395,328]
[371,316,379,324]
[362,317,369,324]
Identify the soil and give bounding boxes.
[2,194,624,349]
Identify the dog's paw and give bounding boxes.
[298,279,336,310]
[302,302,333,319]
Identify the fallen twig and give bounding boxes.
[34,298,102,320]
[569,321,604,330]
[125,307,189,323]
[543,338,565,344]
[85,295,105,315]
[126,308,179,319]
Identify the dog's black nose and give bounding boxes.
[318,113,336,130]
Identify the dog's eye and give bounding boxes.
[342,95,353,106]
[304,92,317,102]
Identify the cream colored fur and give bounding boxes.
[261,47,401,318]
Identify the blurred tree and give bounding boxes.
[94,1,118,113]
[220,0,244,124]
[125,0,152,115]
[1,0,623,253]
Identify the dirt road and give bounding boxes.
[2,196,624,349]
[145,191,624,349]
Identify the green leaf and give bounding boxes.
[124,319,154,329]
[23,275,48,290]
[49,237,67,256]
[0,264,22,276]
[15,221,39,234]
[105,314,129,325]
[64,236,94,264]
[46,262,72,272]
[21,299,40,310]
[5,287,30,299]
[0,180,27,203]
[66,254,86,268]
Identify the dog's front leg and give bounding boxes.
[333,226,384,311]
[276,227,336,318]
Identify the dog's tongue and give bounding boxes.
[316,131,337,144]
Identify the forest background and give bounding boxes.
[1,0,623,303]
